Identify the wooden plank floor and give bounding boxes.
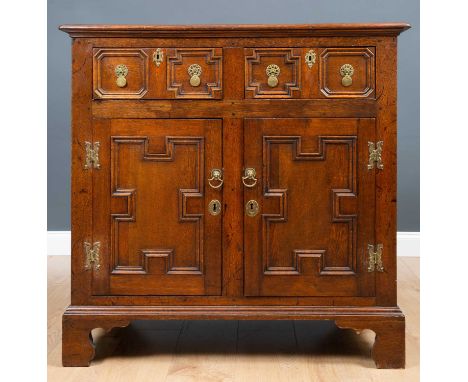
[48,256,419,381]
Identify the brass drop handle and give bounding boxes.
[208,168,224,189]
[188,64,202,87]
[242,168,258,188]
[266,64,280,87]
[115,64,129,88]
[340,64,354,87]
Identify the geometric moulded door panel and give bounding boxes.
[92,119,223,295]
[243,118,376,296]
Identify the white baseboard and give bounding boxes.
[396,231,420,257]
[47,231,71,256]
[47,230,420,257]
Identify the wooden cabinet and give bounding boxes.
[60,23,410,369]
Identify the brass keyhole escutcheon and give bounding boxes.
[340,64,354,87]
[208,199,222,216]
[188,64,202,87]
[115,64,129,88]
[305,50,316,68]
[153,48,164,67]
[266,64,280,88]
[245,200,259,217]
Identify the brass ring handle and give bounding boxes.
[208,168,223,189]
[242,168,258,188]
[115,64,128,88]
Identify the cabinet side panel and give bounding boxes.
[375,37,398,306]
[70,39,94,305]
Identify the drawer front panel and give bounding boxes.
[320,47,375,98]
[166,48,223,99]
[245,48,302,99]
[93,48,223,99]
[93,48,149,99]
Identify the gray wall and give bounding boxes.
[48,0,419,231]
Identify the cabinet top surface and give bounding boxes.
[59,23,410,38]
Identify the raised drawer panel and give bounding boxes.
[245,48,302,99]
[166,48,223,99]
[319,47,375,98]
[93,48,149,99]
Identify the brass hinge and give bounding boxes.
[84,241,101,270]
[84,141,101,169]
[367,141,383,170]
[367,244,384,272]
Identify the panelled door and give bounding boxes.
[244,118,376,297]
[91,119,223,295]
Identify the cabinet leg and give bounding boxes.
[335,317,405,369]
[62,314,130,367]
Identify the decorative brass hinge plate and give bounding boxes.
[84,141,101,170]
[84,241,101,270]
[367,244,384,272]
[367,141,383,170]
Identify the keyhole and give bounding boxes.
[246,200,259,217]
[156,53,160,60]
[209,200,221,216]
[306,56,311,62]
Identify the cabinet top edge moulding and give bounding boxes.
[59,23,411,38]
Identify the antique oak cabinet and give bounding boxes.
[60,23,410,368]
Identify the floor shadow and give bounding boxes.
[92,320,374,366]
